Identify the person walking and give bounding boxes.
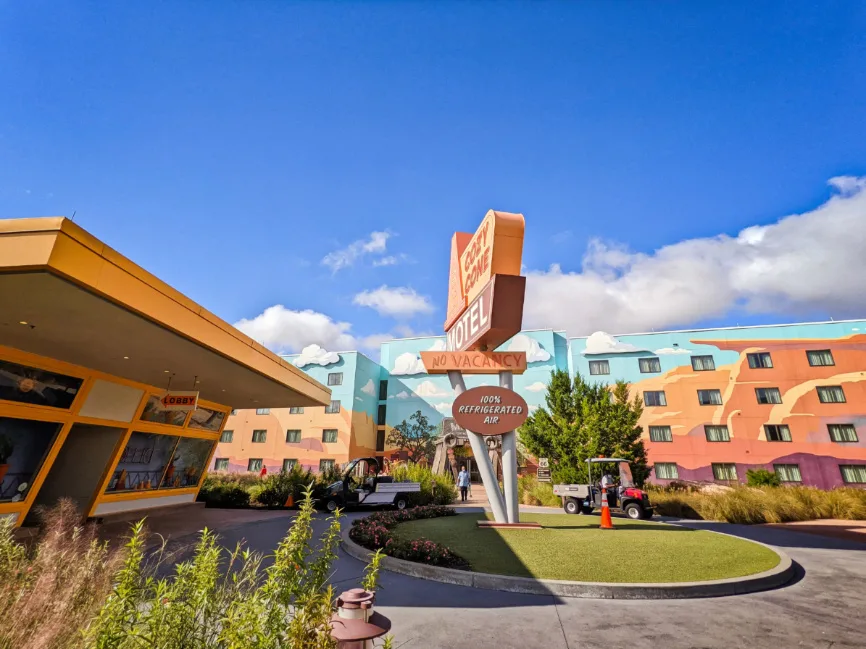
[457,465,470,502]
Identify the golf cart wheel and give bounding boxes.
[564,498,579,515]
[325,498,340,513]
[624,503,643,520]
[581,505,594,515]
[642,509,654,520]
[395,496,408,511]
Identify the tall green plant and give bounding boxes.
[519,370,650,485]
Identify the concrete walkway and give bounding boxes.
[118,505,866,649]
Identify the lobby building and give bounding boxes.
[219,322,866,490]
[0,217,330,527]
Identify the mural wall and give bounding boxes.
[570,321,866,489]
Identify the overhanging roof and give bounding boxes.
[0,217,330,409]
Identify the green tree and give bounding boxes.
[388,410,438,464]
[519,370,650,485]
[746,468,781,487]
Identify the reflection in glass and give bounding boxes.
[107,432,178,492]
[140,395,187,426]
[188,407,226,432]
[162,437,214,488]
[0,361,83,409]
[0,417,62,502]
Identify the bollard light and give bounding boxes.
[330,588,391,649]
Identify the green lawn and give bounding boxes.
[393,513,780,583]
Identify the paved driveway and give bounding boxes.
[140,507,866,649]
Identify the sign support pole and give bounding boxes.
[499,370,520,524]
[447,370,508,524]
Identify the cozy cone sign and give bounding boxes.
[452,386,528,436]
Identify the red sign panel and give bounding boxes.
[445,274,525,352]
[451,386,529,436]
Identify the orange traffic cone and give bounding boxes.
[599,487,614,530]
[285,492,294,508]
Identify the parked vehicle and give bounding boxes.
[319,457,421,512]
[553,457,654,520]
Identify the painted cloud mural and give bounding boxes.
[360,379,376,396]
[581,331,647,355]
[390,339,446,375]
[294,344,340,367]
[506,334,551,363]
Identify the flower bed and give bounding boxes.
[350,506,470,570]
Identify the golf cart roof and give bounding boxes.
[587,458,629,464]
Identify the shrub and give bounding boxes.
[254,466,319,507]
[517,474,561,507]
[650,485,866,524]
[196,481,251,508]
[390,462,457,506]
[350,506,468,570]
[746,468,781,487]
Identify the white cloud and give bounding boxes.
[353,286,434,318]
[321,231,391,272]
[388,390,410,400]
[360,379,376,396]
[293,344,340,367]
[389,340,446,375]
[506,334,551,363]
[581,331,647,355]
[234,306,357,354]
[523,177,866,334]
[434,402,453,414]
[525,381,547,392]
[413,380,451,398]
[654,347,693,355]
[372,253,410,267]
[355,397,363,402]
[391,352,427,376]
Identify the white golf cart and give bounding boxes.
[553,457,654,520]
[319,457,421,512]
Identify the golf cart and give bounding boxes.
[319,457,420,513]
[553,458,654,520]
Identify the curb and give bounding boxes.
[340,519,795,599]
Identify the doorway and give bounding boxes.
[26,423,125,524]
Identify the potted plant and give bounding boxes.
[0,434,13,484]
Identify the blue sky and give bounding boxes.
[2,2,865,356]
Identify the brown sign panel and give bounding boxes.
[445,274,525,352]
[420,351,527,375]
[452,386,529,436]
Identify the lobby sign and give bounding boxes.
[420,350,527,375]
[160,390,199,411]
[452,386,528,436]
[445,274,526,352]
[444,210,525,331]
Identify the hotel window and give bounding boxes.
[324,400,341,414]
[705,425,730,442]
[251,430,267,443]
[289,407,304,414]
[256,408,270,415]
[712,463,738,481]
[214,458,229,471]
[839,465,866,485]
[807,350,834,367]
[774,464,802,483]
[220,429,234,443]
[248,458,263,472]
[643,391,667,407]
[697,389,723,406]
[322,429,338,443]
[747,352,773,369]
[654,463,679,480]
[376,429,386,452]
[649,426,673,442]
[286,429,301,443]
[691,355,715,371]
[327,372,343,386]
[319,459,335,473]
[817,386,846,403]
[764,425,792,442]
[282,459,297,472]
[755,388,782,405]
[162,437,214,489]
[589,360,610,376]
[379,380,388,401]
[0,360,83,410]
[0,417,63,502]
[639,357,661,373]
[828,424,859,443]
[377,404,387,426]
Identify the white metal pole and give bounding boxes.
[499,371,520,524]
[447,370,508,523]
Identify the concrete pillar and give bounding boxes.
[499,371,520,524]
